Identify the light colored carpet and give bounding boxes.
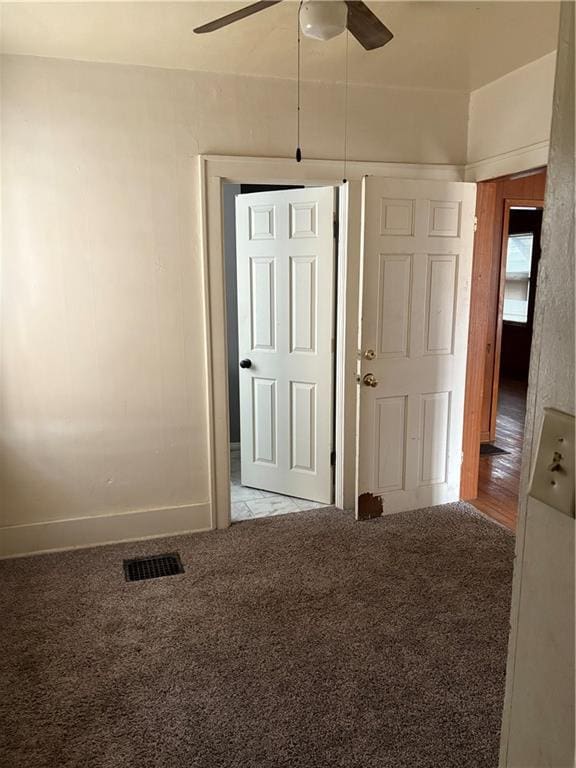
[0,503,514,768]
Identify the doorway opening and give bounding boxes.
[223,182,338,522]
[461,169,546,530]
[475,205,543,528]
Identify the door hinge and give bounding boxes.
[473,215,478,232]
[333,218,339,240]
[330,450,336,466]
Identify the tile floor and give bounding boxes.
[230,446,326,521]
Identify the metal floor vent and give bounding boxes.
[123,552,184,582]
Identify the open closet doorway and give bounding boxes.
[461,169,546,530]
[223,182,338,522]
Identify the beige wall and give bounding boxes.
[0,46,559,554]
[499,5,575,765]
[0,54,469,554]
[467,52,556,180]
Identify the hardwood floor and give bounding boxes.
[473,378,527,531]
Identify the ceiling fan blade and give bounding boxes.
[194,1,283,34]
[344,1,393,50]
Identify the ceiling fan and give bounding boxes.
[194,1,394,51]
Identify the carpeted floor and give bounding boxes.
[0,503,514,768]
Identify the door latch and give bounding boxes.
[363,373,378,388]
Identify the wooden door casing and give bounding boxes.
[460,169,546,501]
[481,171,546,442]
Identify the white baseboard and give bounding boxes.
[0,501,212,559]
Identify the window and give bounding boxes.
[503,233,533,323]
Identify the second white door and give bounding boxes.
[357,176,477,516]
[235,186,336,503]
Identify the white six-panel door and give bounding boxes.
[235,187,335,503]
[357,177,476,516]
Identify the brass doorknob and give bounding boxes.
[363,373,378,388]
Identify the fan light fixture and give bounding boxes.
[299,0,348,41]
[193,0,394,170]
[193,2,394,53]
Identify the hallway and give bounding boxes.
[473,379,527,531]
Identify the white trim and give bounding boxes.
[201,154,465,183]
[464,140,549,182]
[334,183,349,509]
[199,154,464,530]
[335,179,364,509]
[198,156,218,532]
[0,502,211,559]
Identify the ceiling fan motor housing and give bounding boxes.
[300,0,348,41]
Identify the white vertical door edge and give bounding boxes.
[235,186,336,503]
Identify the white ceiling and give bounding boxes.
[0,1,560,92]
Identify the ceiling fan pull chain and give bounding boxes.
[296,1,303,162]
[343,27,349,183]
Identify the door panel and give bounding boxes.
[374,396,406,492]
[236,187,335,503]
[290,381,316,472]
[377,254,411,357]
[289,255,316,353]
[425,255,457,354]
[252,377,276,464]
[358,177,476,516]
[418,391,451,485]
[250,258,276,350]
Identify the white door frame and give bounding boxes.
[198,154,464,529]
